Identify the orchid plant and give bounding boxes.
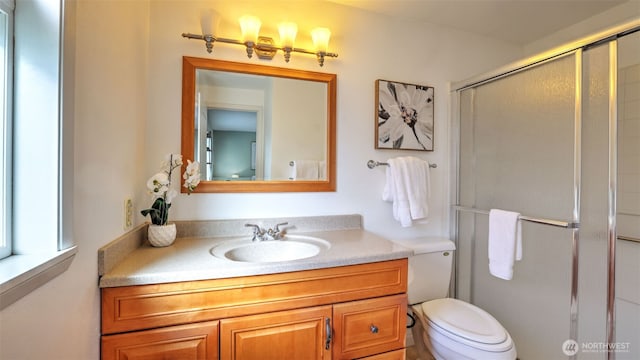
[141,154,201,226]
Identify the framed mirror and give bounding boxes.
[181,57,336,193]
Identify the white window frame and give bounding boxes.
[0,0,76,310]
[0,0,13,261]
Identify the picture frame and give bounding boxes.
[375,79,434,151]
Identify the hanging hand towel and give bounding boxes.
[291,160,319,180]
[318,161,327,180]
[488,209,523,280]
[382,156,431,227]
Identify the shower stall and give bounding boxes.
[452,22,639,360]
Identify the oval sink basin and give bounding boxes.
[210,235,331,263]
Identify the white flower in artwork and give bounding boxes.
[377,80,434,150]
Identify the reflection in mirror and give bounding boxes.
[196,70,326,181]
[205,108,258,181]
[182,57,336,193]
[617,31,640,244]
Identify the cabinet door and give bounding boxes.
[333,294,407,359]
[359,348,406,360]
[220,305,332,360]
[101,321,218,360]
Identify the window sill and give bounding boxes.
[0,246,77,310]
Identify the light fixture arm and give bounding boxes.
[181,32,338,67]
[245,41,255,59]
[204,34,214,53]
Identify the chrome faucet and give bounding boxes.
[245,222,289,241]
[245,223,266,242]
[267,222,288,240]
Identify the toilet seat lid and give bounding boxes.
[421,298,508,345]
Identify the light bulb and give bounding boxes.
[278,22,298,48]
[200,10,220,36]
[239,15,261,44]
[311,27,331,53]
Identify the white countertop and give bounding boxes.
[99,228,412,288]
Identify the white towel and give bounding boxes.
[319,161,326,180]
[382,156,431,227]
[291,160,319,180]
[488,209,523,280]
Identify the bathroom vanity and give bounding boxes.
[98,216,411,359]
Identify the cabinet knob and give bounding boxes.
[370,324,379,334]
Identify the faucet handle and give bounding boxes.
[245,223,260,231]
[245,223,264,241]
[269,222,289,240]
[274,222,289,232]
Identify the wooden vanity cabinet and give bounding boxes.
[101,259,408,360]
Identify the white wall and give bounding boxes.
[12,0,636,359]
[523,0,640,57]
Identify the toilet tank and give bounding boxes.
[392,237,456,305]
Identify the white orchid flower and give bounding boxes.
[172,154,184,167]
[183,159,199,176]
[142,154,200,226]
[184,174,201,192]
[161,154,184,172]
[183,160,201,192]
[165,188,178,204]
[146,172,169,196]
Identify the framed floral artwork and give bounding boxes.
[375,79,434,151]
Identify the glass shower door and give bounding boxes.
[457,53,579,359]
[615,31,640,360]
[457,29,639,359]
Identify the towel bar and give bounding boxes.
[367,160,437,169]
[618,235,640,244]
[452,205,579,229]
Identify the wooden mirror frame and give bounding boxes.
[181,57,336,193]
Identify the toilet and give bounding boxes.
[394,237,517,360]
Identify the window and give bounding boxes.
[0,0,12,260]
[0,0,76,310]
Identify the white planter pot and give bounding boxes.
[147,223,177,247]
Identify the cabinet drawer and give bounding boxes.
[333,294,407,359]
[101,321,219,360]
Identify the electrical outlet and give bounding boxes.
[124,198,133,229]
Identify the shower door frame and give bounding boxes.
[449,19,640,360]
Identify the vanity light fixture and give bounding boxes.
[182,12,338,67]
